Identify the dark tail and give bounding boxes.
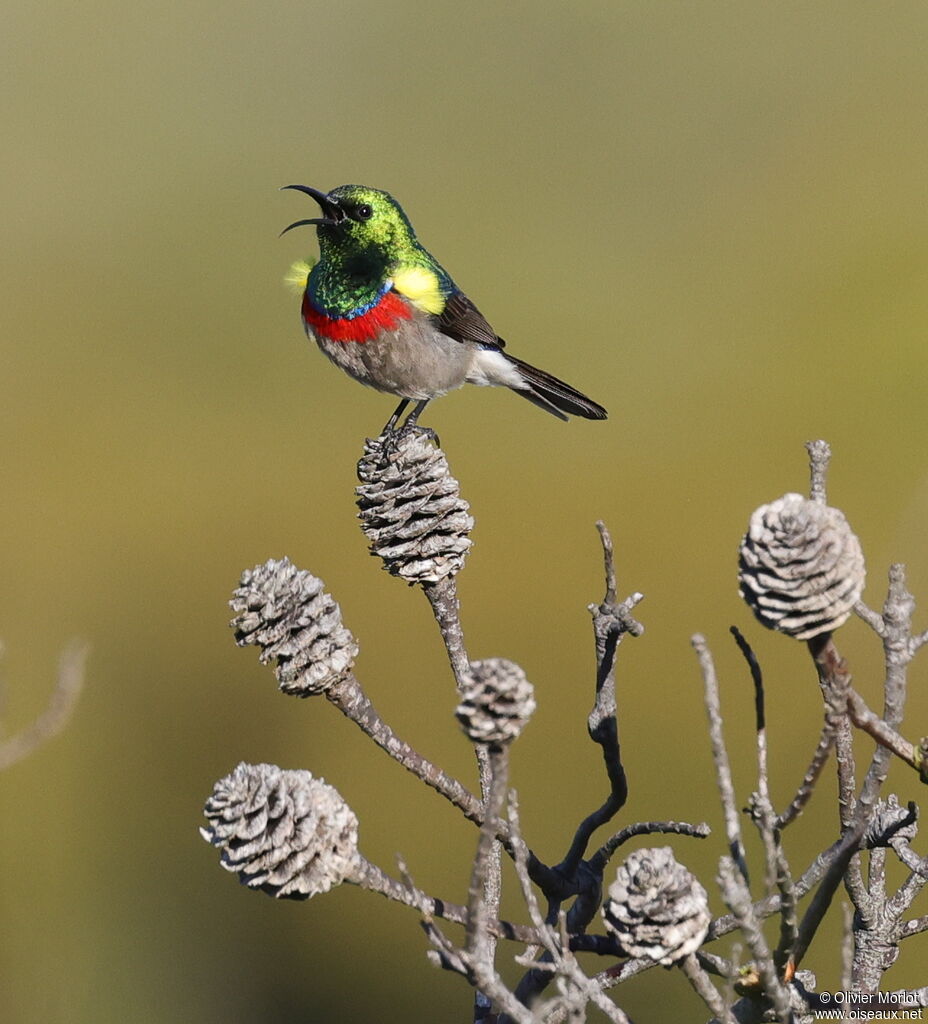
[506,355,608,421]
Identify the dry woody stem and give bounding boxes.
[202,435,928,1022]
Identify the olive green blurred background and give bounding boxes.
[3,3,928,1021]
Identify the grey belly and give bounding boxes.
[312,318,475,400]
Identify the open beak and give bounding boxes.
[280,185,344,235]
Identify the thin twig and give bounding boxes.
[505,796,630,1024]
[358,858,537,944]
[730,627,800,979]
[692,634,749,882]
[679,953,737,1024]
[805,439,831,505]
[326,673,503,837]
[558,523,640,877]
[846,687,924,778]
[717,856,794,1022]
[0,641,88,771]
[775,719,836,829]
[422,574,502,1021]
[731,627,779,891]
[807,634,868,910]
[887,845,928,917]
[697,950,736,979]
[787,817,869,973]
[591,819,711,870]
[466,746,510,956]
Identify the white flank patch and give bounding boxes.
[468,348,524,388]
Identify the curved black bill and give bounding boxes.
[280,184,344,235]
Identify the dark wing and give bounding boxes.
[434,290,506,350]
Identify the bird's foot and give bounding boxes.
[378,423,440,451]
[407,424,441,447]
[377,399,438,445]
[401,399,431,430]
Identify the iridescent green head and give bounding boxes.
[281,184,420,267]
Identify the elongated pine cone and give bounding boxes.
[230,558,358,696]
[602,847,711,966]
[456,658,536,746]
[738,493,865,640]
[356,429,474,584]
[201,762,360,899]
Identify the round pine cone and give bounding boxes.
[602,847,711,966]
[456,658,536,746]
[200,762,360,899]
[230,558,358,696]
[738,493,865,640]
[356,429,474,584]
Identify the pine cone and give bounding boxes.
[602,847,711,966]
[230,558,358,696]
[456,658,536,746]
[200,762,360,899]
[738,493,865,640]
[356,429,473,584]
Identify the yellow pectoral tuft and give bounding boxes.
[284,259,315,294]
[391,265,445,314]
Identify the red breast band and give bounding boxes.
[302,291,413,344]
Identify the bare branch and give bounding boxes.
[731,627,782,893]
[422,574,504,1018]
[597,520,618,606]
[854,600,886,637]
[466,747,510,956]
[886,842,928,918]
[717,856,794,1022]
[0,641,88,771]
[787,819,869,973]
[679,953,737,1024]
[807,634,868,908]
[846,686,924,779]
[423,576,472,692]
[770,720,835,831]
[900,915,928,940]
[326,672,497,834]
[805,439,831,505]
[910,630,928,653]
[357,858,538,944]
[847,567,928,786]
[557,523,642,876]
[775,719,836,830]
[592,819,711,870]
[692,634,749,882]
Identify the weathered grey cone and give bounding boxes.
[230,558,358,696]
[356,428,474,584]
[602,847,711,966]
[201,762,360,899]
[738,492,866,640]
[864,794,918,849]
[456,658,536,746]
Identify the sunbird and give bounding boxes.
[282,184,607,431]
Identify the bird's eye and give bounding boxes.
[355,203,373,221]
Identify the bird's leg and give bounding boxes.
[382,399,410,435]
[403,399,430,428]
[402,400,440,445]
